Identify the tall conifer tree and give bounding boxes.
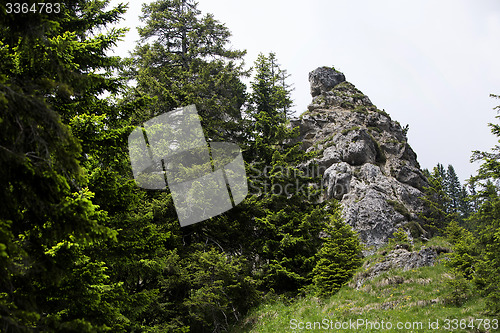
[446,165,462,211]
[421,166,454,234]
[466,94,500,313]
[0,1,129,330]
[129,0,247,140]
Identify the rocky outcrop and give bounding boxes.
[292,66,428,250]
[309,66,346,97]
[365,247,438,276]
[351,246,447,289]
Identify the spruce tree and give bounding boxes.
[446,165,462,212]
[0,2,374,330]
[239,53,344,294]
[459,93,500,313]
[458,185,473,222]
[129,0,247,140]
[444,164,472,223]
[312,203,363,297]
[422,163,473,230]
[0,1,128,330]
[249,52,294,128]
[421,166,454,235]
[93,2,257,330]
[437,163,447,186]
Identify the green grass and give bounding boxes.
[375,108,391,119]
[368,126,382,133]
[233,248,499,333]
[341,126,360,135]
[387,199,411,220]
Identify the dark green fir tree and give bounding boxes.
[128,0,248,141]
[421,166,454,235]
[312,203,363,297]
[0,1,129,330]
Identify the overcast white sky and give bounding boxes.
[109,0,500,183]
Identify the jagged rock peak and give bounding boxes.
[291,66,429,252]
[309,66,346,97]
[308,66,374,112]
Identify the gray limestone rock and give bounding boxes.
[309,66,346,97]
[340,129,377,165]
[371,248,435,275]
[324,162,352,200]
[293,66,429,249]
[352,247,439,288]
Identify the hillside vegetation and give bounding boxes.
[1,1,500,332]
[236,237,499,333]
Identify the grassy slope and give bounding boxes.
[234,238,499,332]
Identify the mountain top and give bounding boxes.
[292,66,429,250]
